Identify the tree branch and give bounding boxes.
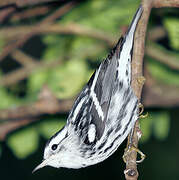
[124,0,179,179]
[146,43,179,70]
[0,0,58,8]
[153,0,179,8]
[124,1,152,179]
[0,119,36,140]
[0,86,74,140]
[0,6,15,23]
[0,23,114,46]
[0,86,74,121]
[11,6,50,21]
[142,67,179,107]
[1,24,171,70]
[0,1,75,62]
[11,49,39,67]
[0,57,62,86]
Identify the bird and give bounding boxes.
[33,5,143,172]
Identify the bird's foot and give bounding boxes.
[123,145,146,163]
[138,103,148,119]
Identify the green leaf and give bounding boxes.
[47,58,89,99]
[147,58,179,86]
[27,69,49,95]
[0,72,21,108]
[0,87,19,109]
[42,35,71,60]
[61,0,139,33]
[28,57,91,99]
[153,111,170,141]
[69,36,107,60]
[7,127,39,159]
[140,111,170,142]
[140,113,153,143]
[38,119,66,139]
[164,18,179,50]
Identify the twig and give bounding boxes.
[0,0,58,7]
[0,24,173,71]
[0,23,115,46]
[0,86,74,140]
[0,57,62,86]
[0,66,178,121]
[11,49,39,67]
[0,33,33,62]
[124,0,179,180]
[142,67,179,107]
[0,119,36,140]
[0,73,178,139]
[148,26,166,41]
[0,1,75,62]
[143,83,179,107]
[0,86,74,121]
[153,0,179,8]
[11,6,50,21]
[40,1,75,24]
[146,43,179,70]
[0,23,178,86]
[0,86,74,139]
[0,6,15,23]
[0,86,64,140]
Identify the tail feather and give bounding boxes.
[117,6,143,85]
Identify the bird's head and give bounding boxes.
[33,126,69,172]
[32,126,87,172]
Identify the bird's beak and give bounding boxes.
[32,159,48,173]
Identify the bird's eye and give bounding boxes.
[51,144,58,151]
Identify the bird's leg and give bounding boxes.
[123,126,146,163]
[123,103,147,163]
[123,144,146,163]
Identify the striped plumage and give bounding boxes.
[33,6,143,171]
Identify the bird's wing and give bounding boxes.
[66,6,142,145]
[66,41,122,144]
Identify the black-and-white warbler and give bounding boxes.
[33,6,143,172]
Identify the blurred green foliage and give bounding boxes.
[140,111,170,143]
[28,58,90,98]
[38,118,66,139]
[0,83,20,109]
[7,119,65,159]
[164,18,179,50]
[0,37,4,53]
[7,127,39,159]
[148,57,179,86]
[61,0,140,32]
[0,0,178,160]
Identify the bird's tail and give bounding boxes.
[116,6,143,85]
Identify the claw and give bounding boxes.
[123,145,146,163]
[123,103,147,164]
[138,103,148,119]
[139,112,148,119]
[138,103,144,115]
